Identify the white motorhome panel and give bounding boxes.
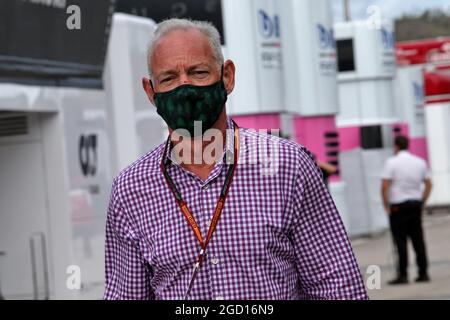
[361,149,391,232]
[280,0,338,116]
[334,20,397,236]
[335,20,397,126]
[0,115,48,299]
[394,66,426,138]
[222,0,283,115]
[337,81,360,124]
[222,0,261,115]
[0,112,75,299]
[251,0,284,113]
[359,80,396,121]
[335,21,396,80]
[425,104,450,205]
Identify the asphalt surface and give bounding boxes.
[351,211,450,300]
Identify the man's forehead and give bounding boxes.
[156,27,206,43]
[151,29,214,68]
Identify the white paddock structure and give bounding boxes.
[0,14,162,299]
[222,0,350,230]
[0,112,74,299]
[424,69,450,207]
[393,65,428,160]
[396,38,450,208]
[334,20,399,236]
[278,0,351,230]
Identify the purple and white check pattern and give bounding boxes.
[104,117,368,300]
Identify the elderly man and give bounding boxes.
[104,18,368,300]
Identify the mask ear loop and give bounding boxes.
[148,78,156,93]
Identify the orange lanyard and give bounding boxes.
[160,122,239,298]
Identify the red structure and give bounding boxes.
[397,37,450,104]
[397,37,450,208]
[396,37,450,66]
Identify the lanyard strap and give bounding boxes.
[160,122,239,257]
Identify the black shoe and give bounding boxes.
[415,275,430,283]
[388,276,408,285]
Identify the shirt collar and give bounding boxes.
[163,116,236,167]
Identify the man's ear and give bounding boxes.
[142,77,156,106]
[223,59,235,95]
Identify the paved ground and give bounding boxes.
[351,211,450,300]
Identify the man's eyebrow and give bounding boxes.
[187,63,211,70]
[156,63,212,80]
[156,70,178,80]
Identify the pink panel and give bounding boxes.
[328,175,340,183]
[293,115,336,161]
[233,114,345,181]
[232,114,281,131]
[338,126,361,152]
[293,115,341,181]
[392,122,410,137]
[234,114,337,162]
[392,123,429,162]
[409,137,429,163]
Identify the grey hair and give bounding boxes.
[147,18,224,79]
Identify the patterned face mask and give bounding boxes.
[152,68,228,137]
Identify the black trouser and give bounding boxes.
[389,200,429,278]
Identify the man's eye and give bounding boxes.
[194,71,208,76]
[161,77,173,83]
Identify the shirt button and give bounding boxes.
[211,256,219,265]
[215,295,224,300]
[202,184,209,190]
[206,219,211,228]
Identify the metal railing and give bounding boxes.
[29,232,50,300]
[0,250,5,300]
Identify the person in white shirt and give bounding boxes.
[381,135,432,285]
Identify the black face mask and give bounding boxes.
[151,67,228,137]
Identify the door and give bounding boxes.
[0,113,51,299]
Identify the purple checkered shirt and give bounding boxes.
[104,117,368,300]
